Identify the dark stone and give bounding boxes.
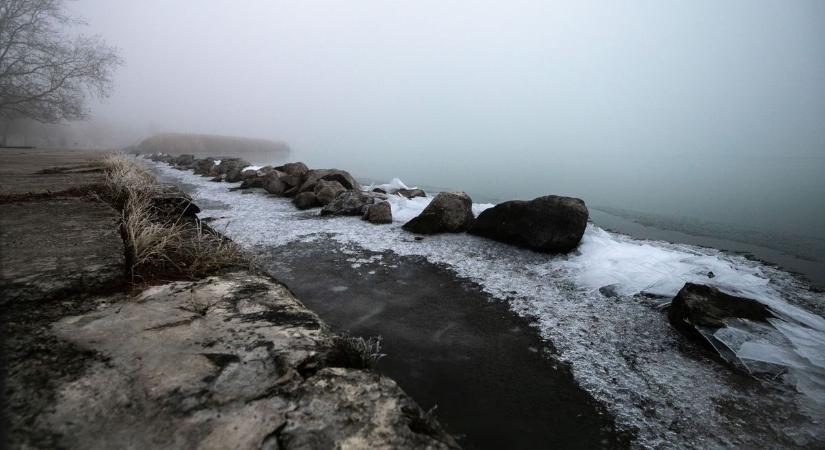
[174,154,195,167]
[321,191,377,216]
[599,284,621,298]
[372,188,387,194]
[314,180,346,206]
[225,167,244,183]
[470,195,588,253]
[668,283,775,341]
[363,201,392,224]
[293,192,320,210]
[402,192,474,235]
[398,188,426,199]
[299,169,361,193]
[215,158,250,180]
[210,175,224,182]
[238,167,276,189]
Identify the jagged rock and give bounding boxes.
[37,272,459,450]
[398,188,426,199]
[402,192,474,234]
[470,195,588,253]
[275,161,309,178]
[293,191,320,210]
[363,201,392,224]
[314,180,346,206]
[372,187,387,194]
[299,169,361,193]
[321,191,378,216]
[668,283,775,347]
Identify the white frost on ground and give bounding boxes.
[154,162,825,449]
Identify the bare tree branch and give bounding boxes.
[0,0,121,126]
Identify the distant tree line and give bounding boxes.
[0,0,121,146]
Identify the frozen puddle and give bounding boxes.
[153,161,825,449]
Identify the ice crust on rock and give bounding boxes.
[152,162,825,449]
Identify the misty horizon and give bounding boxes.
[63,0,825,239]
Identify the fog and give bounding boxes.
[71,0,825,238]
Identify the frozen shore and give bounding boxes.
[151,156,825,449]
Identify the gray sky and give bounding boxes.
[72,0,825,235]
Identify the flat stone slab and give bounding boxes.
[0,148,107,195]
[32,271,457,450]
[0,197,125,304]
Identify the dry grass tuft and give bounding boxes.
[329,335,386,370]
[100,152,248,281]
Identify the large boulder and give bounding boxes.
[192,158,216,175]
[321,191,378,216]
[470,195,588,253]
[314,179,346,206]
[173,154,195,167]
[299,169,361,193]
[263,172,287,195]
[239,166,275,189]
[363,201,392,224]
[215,158,250,182]
[397,188,426,199]
[293,191,320,210]
[668,283,775,347]
[275,161,309,178]
[402,192,474,234]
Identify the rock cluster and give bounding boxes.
[150,154,593,252]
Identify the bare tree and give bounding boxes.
[0,0,121,145]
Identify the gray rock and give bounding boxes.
[293,191,320,210]
[321,191,378,216]
[314,179,346,205]
[274,161,309,178]
[299,169,361,193]
[470,195,588,253]
[215,158,250,182]
[402,192,474,234]
[263,172,286,195]
[192,158,216,175]
[398,188,426,199]
[363,201,393,224]
[174,153,195,166]
[225,167,244,183]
